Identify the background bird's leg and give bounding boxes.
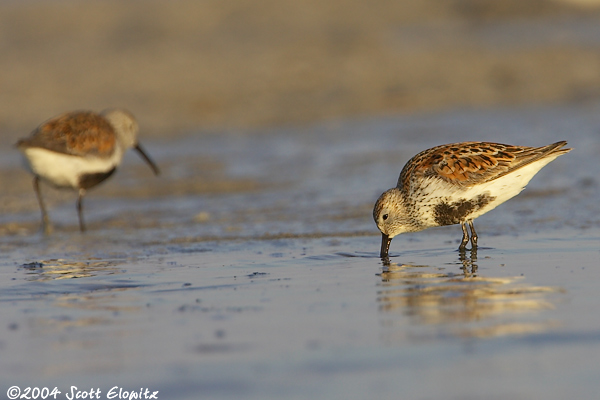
[77,189,86,232]
[33,176,52,234]
[468,220,478,248]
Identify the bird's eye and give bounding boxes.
[382,214,388,221]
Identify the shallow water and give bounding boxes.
[1,104,599,399]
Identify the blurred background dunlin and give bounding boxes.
[2,0,600,140]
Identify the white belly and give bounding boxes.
[21,147,121,189]
[465,155,563,219]
[418,154,564,226]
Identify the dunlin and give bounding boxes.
[17,109,160,233]
[373,141,571,258]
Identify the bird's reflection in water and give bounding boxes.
[20,259,119,281]
[459,247,478,276]
[17,259,139,333]
[378,250,563,340]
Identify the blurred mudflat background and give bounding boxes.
[1,1,600,400]
[2,0,600,137]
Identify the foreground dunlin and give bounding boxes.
[17,109,160,233]
[373,141,571,258]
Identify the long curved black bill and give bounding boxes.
[134,143,160,175]
[380,233,392,258]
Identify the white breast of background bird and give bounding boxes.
[22,146,124,189]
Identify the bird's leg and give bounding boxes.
[459,223,470,251]
[77,189,86,233]
[33,176,52,235]
[468,220,478,248]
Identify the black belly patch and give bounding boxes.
[434,194,496,226]
[78,167,117,190]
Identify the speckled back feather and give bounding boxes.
[397,141,570,192]
[17,111,117,157]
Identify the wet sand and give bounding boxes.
[1,1,600,399]
[1,103,600,399]
[2,232,599,399]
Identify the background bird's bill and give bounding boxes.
[134,144,160,175]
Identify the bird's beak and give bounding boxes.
[380,233,392,258]
[134,143,160,175]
